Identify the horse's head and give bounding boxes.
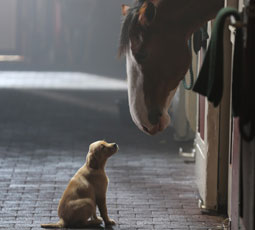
[120,1,190,135]
[119,0,223,135]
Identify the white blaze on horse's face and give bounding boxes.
[126,47,177,135]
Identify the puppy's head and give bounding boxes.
[86,140,118,169]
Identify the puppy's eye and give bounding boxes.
[101,145,106,150]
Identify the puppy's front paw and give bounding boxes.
[105,219,116,226]
[96,216,103,222]
[94,217,103,225]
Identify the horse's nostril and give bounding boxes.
[142,126,149,133]
[148,110,162,125]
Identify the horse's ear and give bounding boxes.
[121,4,130,16]
[139,1,156,26]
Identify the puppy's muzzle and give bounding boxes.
[111,143,119,153]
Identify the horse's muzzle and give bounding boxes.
[148,109,162,125]
[142,111,170,135]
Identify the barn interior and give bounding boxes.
[0,1,254,230]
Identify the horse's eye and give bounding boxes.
[135,51,147,63]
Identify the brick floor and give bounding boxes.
[0,72,224,230]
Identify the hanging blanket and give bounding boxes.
[192,7,243,108]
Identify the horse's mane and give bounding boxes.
[119,0,146,56]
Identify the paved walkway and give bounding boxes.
[0,72,224,230]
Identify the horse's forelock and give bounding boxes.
[119,0,147,56]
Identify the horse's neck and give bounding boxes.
[157,0,223,32]
[158,0,222,13]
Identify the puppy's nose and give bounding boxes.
[113,143,118,149]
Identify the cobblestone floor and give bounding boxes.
[0,72,224,230]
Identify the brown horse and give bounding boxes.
[119,0,223,135]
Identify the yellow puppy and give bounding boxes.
[41,140,118,228]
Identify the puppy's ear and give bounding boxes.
[87,153,99,169]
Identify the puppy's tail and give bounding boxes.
[41,219,64,228]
